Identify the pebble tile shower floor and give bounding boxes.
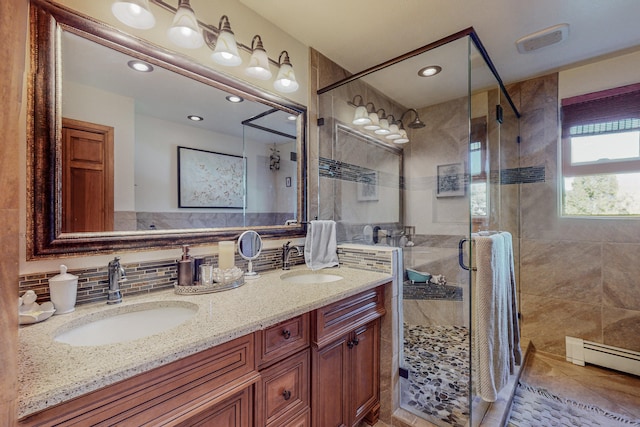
[402,324,470,427]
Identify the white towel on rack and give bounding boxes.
[473,232,511,402]
[502,231,522,369]
[304,220,339,270]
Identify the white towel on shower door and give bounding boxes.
[473,232,510,402]
[502,231,522,369]
[304,220,339,270]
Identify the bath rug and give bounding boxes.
[508,381,640,427]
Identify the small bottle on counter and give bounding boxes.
[177,245,194,286]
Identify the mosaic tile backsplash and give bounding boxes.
[18,245,393,306]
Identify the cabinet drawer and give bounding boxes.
[256,349,310,427]
[281,408,310,427]
[312,286,386,348]
[257,313,309,368]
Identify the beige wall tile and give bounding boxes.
[520,239,602,303]
[602,306,640,352]
[603,243,640,311]
[520,293,602,355]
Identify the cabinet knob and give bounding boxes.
[352,338,359,346]
[282,389,292,400]
[347,338,360,349]
[282,329,291,339]
[347,340,354,349]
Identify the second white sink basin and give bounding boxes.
[54,301,198,347]
[280,271,343,284]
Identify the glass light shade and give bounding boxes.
[273,63,299,93]
[112,0,156,29]
[394,129,409,144]
[385,123,401,139]
[167,1,204,49]
[363,112,380,130]
[245,48,272,80]
[352,106,372,125]
[212,30,242,66]
[375,118,391,134]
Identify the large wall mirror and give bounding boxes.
[28,0,307,258]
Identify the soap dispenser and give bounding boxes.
[177,245,193,286]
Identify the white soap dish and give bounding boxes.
[19,290,56,325]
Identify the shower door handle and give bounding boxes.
[458,238,470,271]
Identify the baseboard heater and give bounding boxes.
[566,336,640,376]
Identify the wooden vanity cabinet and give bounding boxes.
[311,286,386,427]
[19,286,386,427]
[18,335,258,427]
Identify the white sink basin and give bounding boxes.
[54,301,198,347]
[280,271,343,284]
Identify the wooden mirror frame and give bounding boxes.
[27,0,307,259]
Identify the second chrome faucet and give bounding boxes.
[282,242,303,270]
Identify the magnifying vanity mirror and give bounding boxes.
[27,0,307,258]
[237,230,263,279]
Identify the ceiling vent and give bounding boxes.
[516,23,569,53]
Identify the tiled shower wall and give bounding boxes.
[510,73,640,355]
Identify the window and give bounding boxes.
[561,83,640,216]
[470,117,488,218]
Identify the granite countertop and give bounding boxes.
[18,265,392,419]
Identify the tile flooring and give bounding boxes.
[369,347,640,426]
[517,350,640,422]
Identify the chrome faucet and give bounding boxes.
[282,241,303,270]
[107,256,126,304]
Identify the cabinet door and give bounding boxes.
[312,336,349,427]
[174,386,252,427]
[349,320,380,425]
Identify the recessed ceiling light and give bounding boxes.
[226,95,244,103]
[418,65,442,77]
[187,115,203,121]
[287,115,297,121]
[127,60,153,72]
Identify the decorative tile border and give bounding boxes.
[322,157,545,189]
[18,247,305,306]
[337,246,393,274]
[319,157,404,190]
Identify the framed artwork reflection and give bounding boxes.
[178,146,244,208]
[436,162,465,197]
[357,171,378,201]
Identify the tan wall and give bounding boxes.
[509,73,640,356]
[1,0,28,423]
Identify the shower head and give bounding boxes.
[407,116,426,129]
[401,108,426,129]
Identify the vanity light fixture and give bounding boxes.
[363,105,381,130]
[225,95,244,103]
[187,115,203,121]
[385,118,401,140]
[394,128,410,144]
[375,114,391,135]
[418,65,442,77]
[111,0,156,29]
[245,35,272,80]
[167,0,204,49]
[347,95,423,145]
[349,95,372,126]
[112,0,299,93]
[273,51,299,93]
[127,60,154,72]
[209,15,242,66]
